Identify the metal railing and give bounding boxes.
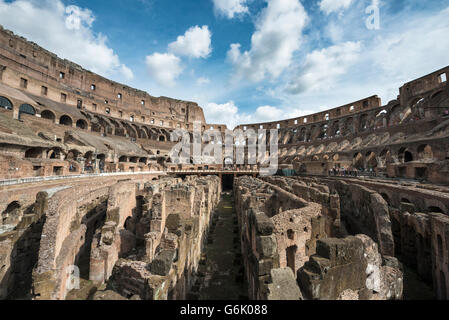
[0,171,166,187]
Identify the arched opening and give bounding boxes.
[287,229,295,240]
[417,145,433,160]
[130,157,138,163]
[399,147,414,163]
[380,193,390,205]
[429,207,444,214]
[119,156,128,163]
[359,114,369,132]
[59,115,73,127]
[159,135,166,142]
[76,119,88,130]
[66,149,81,160]
[0,96,13,110]
[18,104,36,119]
[379,149,391,167]
[343,117,354,136]
[2,201,21,225]
[41,110,56,121]
[366,152,378,169]
[48,148,63,160]
[353,152,364,169]
[25,147,43,159]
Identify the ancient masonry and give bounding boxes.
[0,25,449,300]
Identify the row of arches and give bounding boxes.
[274,89,448,147]
[0,95,173,142]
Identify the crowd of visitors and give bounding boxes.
[329,167,377,177]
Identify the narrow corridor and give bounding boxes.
[192,192,248,300]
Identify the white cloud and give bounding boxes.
[64,5,94,30]
[205,101,250,129]
[286,41,361,94]
[227,0,308,82]
[145,53,183,87]
[0,0,133,81]
[319,0,353,15]
[212,0,249,19]
[368,8,449,85]
[205,101,316,129]
[168,25,212,59]
[197,77,211,85]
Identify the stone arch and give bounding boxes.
[399,147,414,163]
[299,127,307,142]
[76,119,88,130]
[67,149,81,160]
[159,135,166,142]
[342,117,354,136]
[48,148,63,159]
[41,110,56,121]
[25,147,43,159]
[388,104,404,126]
[417,144,433,160]
[18,103,36,119]
[121,121,137,139]
[379,149,392,167]
[0,96,13,110]
[329,121,341,137]
[2,201,21,225]
[366,151,378,169]
[359,114,369,132]
[429,206,444,214]
[353,152,364,169]
[380,193,391,206]
[59,115,73,127]
[318,123,328,139]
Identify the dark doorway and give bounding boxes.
[416,167,427,179]
[286,245,297,274]
[222,174,234,191]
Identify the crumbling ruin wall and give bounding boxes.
[234,176,326,300]
[321,179,395,257]
[33,183,110,300]
[0,191,47,299]
[263,176,341,237]
[298,235,403,300]
[104,176,222,300]
[89,180,137,283]
[234,176,404,301]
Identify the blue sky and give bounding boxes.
[0,0,448,128]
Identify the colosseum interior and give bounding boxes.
[0,25,449,301]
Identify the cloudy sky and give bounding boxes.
[0,0,448,128]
